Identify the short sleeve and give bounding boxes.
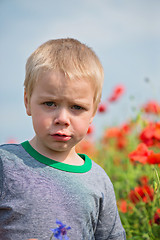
[94,179,126,240]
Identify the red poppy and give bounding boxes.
[117,199,127,213]
[150,209,160,225]
[103,127,126,149]
[129,185,154,204]
[87,125,94,135]
[128,143,153,164]
[142,101,160,115]
[103,123,131,150]
[108,85,125,102]
[139,176,149,186]
[154,209,160,225]
[98,103,107,113]
[121,123,131,134]
[147,152,160,164]
[103,127,120,139]
[154,123,160,139]
[117,136,127,150]
[140,122,160,147]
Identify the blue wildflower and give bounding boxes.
[50,220,71,240]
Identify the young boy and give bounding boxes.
[0,38,126,240]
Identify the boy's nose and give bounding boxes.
[54,108,70,126]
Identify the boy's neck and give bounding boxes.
[29,138,84,166]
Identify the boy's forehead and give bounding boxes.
[34,70,95,99]
[36,70,94,90]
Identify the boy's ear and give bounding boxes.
[24,89,31,116]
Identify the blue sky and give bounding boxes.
[0,0,160,144]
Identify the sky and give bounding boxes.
[0,0,160,144]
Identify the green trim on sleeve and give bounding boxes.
[21,141,92,173]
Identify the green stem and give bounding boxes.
[154,167,160,186]
[50,233,54,240]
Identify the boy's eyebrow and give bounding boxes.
[38,94,57,99]
[38,95,91,105]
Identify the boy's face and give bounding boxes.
[24,70,95,160]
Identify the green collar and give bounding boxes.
[21,141,92,173]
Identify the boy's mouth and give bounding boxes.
[51,133,71,141]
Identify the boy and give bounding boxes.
[0,38,126,240]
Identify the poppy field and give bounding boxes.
[76,85,160,240]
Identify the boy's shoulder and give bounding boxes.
[0,143,22,157]
[89,158,113,187]
[91,159,109,176]
[0,143,21,150]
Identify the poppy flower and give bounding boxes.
[140,122,160,147]
[103,127,120,139]
[98,103,107,113]
[108,85,125,102]
[128,143,153,164]
[117,136,127,150]
[121,123,131,134]
[103,123,130,150]
[142,101,160,115]
[139,176,149,186]
[147,152,160,164]
[150,209,160,225]
[117,199,133,213]
[117,199,127,213]
[154,209,160,225]
[87,125,94,135]
[129,185,154,204]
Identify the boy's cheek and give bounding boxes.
[75,124,90,137]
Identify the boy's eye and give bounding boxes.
[72,105,84,110]
[44,102,55,107]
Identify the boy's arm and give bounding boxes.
[95,180,126,240]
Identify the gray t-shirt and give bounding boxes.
[0,142,126,240]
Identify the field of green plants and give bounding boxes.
[76,86,160,240]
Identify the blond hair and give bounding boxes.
[24,38,104,114]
